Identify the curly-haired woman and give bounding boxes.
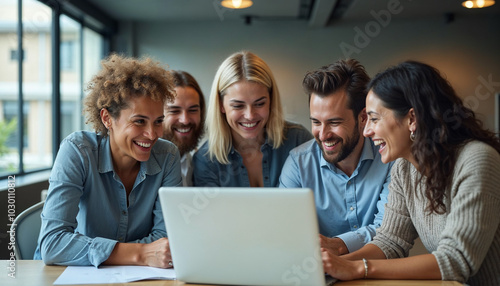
[34,54,181,268]
[322,61,500,286]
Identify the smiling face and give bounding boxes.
[163,86,203,156]
[221,80,270,145]
[103,95,165,169]
[363,90,415,164]
[310,91,366,171]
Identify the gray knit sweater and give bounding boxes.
[370,141,500,286]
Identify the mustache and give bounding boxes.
[173,123,195,129]
[317,135,342,142]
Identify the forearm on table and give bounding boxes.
[103,242,145,266]
[342,243,387,260]
[363,253,441,280]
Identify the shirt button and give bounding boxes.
[350,207,354,211]
[265,176,269,180]
[122,211,127,215]
[119,185,123,189]
[347,181,351,185]
[263,161,267,164]
[118,237,123,241]
[353,225,358,229]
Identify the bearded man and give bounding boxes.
[163,71,205,186]
[279,59,393,256]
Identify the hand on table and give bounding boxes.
[142,237,173,268]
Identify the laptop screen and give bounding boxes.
[159,187,332,286]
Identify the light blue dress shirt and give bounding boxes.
[34,131,182,266]
[192,122,313,187]
[279,137,393,252]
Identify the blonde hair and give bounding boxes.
[84,54,175,136]
[206,51,285,164]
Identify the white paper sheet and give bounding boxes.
[53,265,176,285]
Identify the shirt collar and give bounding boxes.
[98,136,161,176]
[320,137,375,172]
[98,136,114,173]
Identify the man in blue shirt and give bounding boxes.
[279,59,393,255]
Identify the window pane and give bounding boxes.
[0,0,20,176]
[83,27,104,131]
[22,0,52,171]
[60,15,81,139]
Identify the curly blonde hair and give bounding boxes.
[83,54,175,136]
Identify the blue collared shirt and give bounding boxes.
[192,122,313,187]
[34,131,182,266]
[279,137,393,252]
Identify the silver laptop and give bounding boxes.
[159,187,336,286]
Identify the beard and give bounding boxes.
[162,123,204,156]
[317,121,361,165]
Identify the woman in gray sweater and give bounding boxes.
[322,61,500,286]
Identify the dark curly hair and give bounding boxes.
[83,54,175,136]
[369,61,500,214]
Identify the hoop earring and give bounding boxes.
[410,131,416,142]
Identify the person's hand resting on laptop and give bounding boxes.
[320,234,349,256]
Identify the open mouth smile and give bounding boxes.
[373,139,386,152]
[134,141,152,148]
[175,127,192,134]
[240,121,258,128]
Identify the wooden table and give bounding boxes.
[2,260,462,286]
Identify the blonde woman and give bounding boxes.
[193,51,312,187]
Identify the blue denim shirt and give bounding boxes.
[279,137,393,252]
[192,122,313,187]
[34,131,182,266]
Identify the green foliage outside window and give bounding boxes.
[0,118,17,171]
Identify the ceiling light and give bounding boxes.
[462,0,495,8]
[221,0,253,9]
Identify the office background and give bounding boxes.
[1,0,499,259]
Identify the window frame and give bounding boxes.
[0,0,115,180]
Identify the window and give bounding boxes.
[60,15,81,139]
[82,27,105,131]
[1,0,21,176]
[60,41,75,70]
[22,0,53,173]
[0,0,111,179]
[10,49,24,61]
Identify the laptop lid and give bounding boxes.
[159,187,329,286]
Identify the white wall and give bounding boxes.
[117,14,500,132]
